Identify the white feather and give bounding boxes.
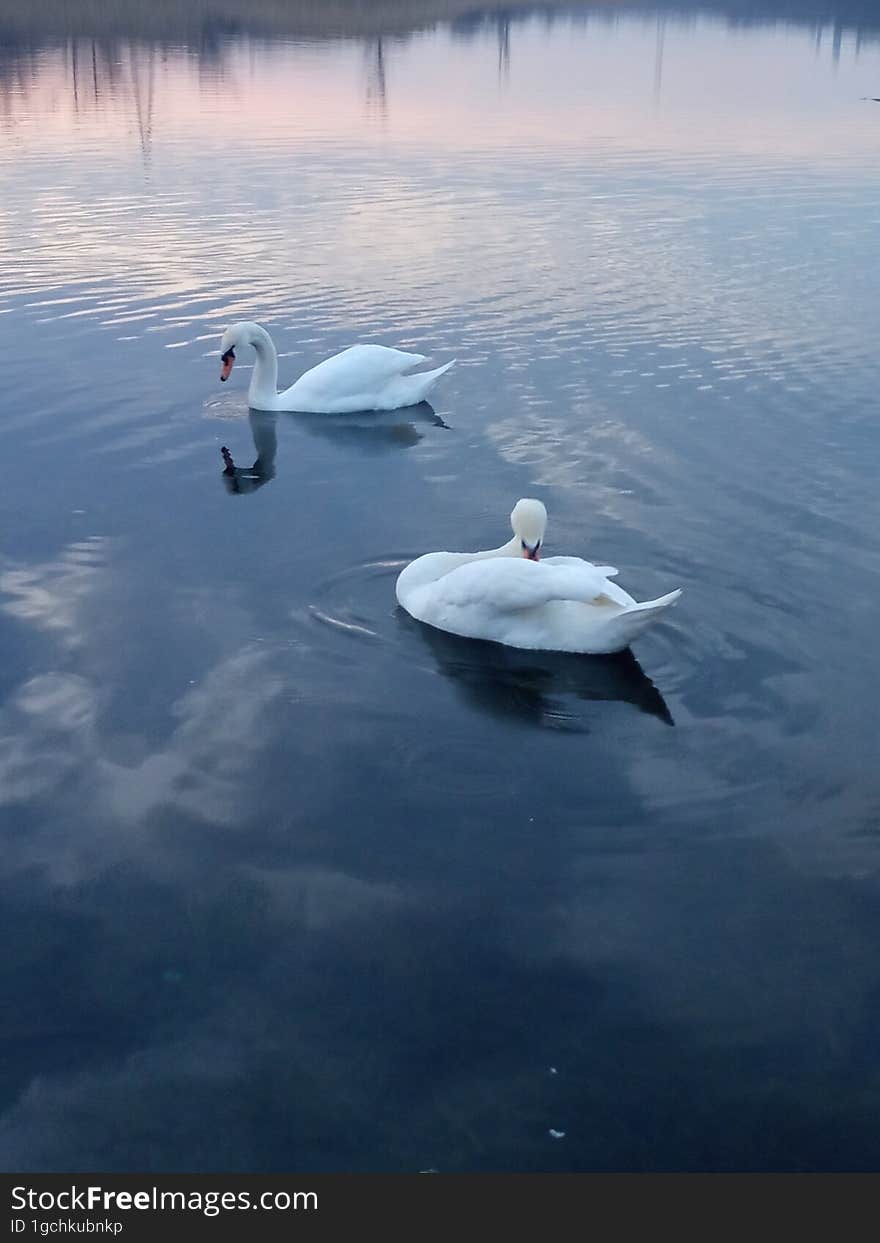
[220,323,455,413]
[396,501,681,655]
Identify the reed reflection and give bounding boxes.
[1,3,876,176]
[2,0,878,124]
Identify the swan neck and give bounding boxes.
[492,535,522,559]
[248,326,279,406]
[465,536,521,561]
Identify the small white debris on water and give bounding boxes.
[548,1129,566,1140]
[549,1067,558,1075]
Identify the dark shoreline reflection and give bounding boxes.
[401,610,674,727]
[2,0,879,45]
[2,1,875,141]
[0,0,877,90]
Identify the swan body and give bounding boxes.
[396,499,682,655]
[219,322,455,413]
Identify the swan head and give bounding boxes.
[510,498,547,561]
[219,322,264,382]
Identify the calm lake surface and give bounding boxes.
[2,0,880,1172]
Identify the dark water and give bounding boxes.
[2,0,880,1172]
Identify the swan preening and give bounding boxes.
[396,499,681,655]
[219,322,455,413]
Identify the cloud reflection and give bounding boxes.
[0,644,286,882]
[0,529,288,880]
[0,537,108,648]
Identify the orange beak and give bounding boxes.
[220,348,235,382]
[522,543,541,561]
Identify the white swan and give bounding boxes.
[219,322,455,413]
[396,499,682,655]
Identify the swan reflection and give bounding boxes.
[220,410,277,495]
[291,401,448,454]
[220,402,448,492]
[403,613,673,727]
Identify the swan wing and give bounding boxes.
[434,557,613,613]
[288,344,427,395]
[280,343,444,412]
[544,555,619,577]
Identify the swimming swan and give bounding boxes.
[219,322,455,413]
[396,499,682,655]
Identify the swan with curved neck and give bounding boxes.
[396,499,682,655]
[219,322,455,414]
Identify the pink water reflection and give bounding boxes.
[1,16,879,168]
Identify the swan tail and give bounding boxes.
[406,358,456,402]
[609,589,682,647]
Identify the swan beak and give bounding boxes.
[220,348,235,382]
[521,541,541,561]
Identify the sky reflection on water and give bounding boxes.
[2,0,880,1172]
